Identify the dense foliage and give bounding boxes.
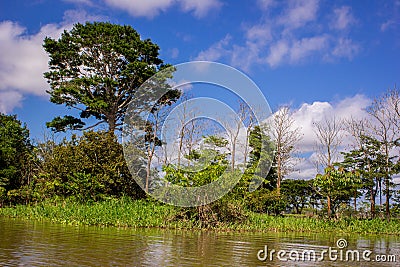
[33,131,145,202]
[43,22,179,132]
[0,114,33,206]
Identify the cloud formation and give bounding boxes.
[196,1,360,71]
[103,0,222,18]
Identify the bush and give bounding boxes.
[34,131,145,201]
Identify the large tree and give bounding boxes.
[43,22,176,132]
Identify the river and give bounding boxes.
[0,217,399,266]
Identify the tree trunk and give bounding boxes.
[370,184,376,218]
[353,191,357,212]
[327,195,332,217]
[385,174,390,220]
[145,158,150,193]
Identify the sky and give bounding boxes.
[0,0,399,180]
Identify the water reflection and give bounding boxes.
[0,217,399,266]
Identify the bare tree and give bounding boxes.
[219,100,255,172]
[270,106,302,193]
[239,101,256,166]
[313,117,344,171]
[385,87,400,132]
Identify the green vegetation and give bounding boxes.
[43,21,180,132]
[0,114,33,206]
[1,198,400,235]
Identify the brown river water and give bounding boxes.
[0,217,399,266]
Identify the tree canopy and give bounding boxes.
[43,22,176,132]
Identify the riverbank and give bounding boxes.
[1,198,400,235]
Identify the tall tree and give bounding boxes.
[270,106,302,194]
[43,22,178,133]
[340,135,386,218]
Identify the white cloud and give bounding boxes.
[104,0,174,18]
[292,94,370,153]
[0,21,57,96]
[103,0,222,18]
[0,10,102,113]
[289,35,328,62]
[266,40,289,67]
[179,0,222,18]
[280,0,319,30]
[196,0,360,71]
[245,24,272,44]
[195,34,231,61]
[0,91,23,113]
[331,6,356,30]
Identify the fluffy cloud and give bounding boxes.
[266,40,289,67]
[0,21,55,96]
[103,0,222,18]
[0,10,103,113]
[289,35,328,62]
[0,91,23,113]
[279,0,319,30]
[179,0,222,18]
[292,94,370,153]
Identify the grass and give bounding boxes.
[1,198,400,235]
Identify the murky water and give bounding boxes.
[0,217,399,266]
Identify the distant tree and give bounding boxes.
[313,117,344,171]
[242,125,276,192]
[281,179,313,214]
[313,166,360,217]
[0,114,32,206]
[43,22,180,133]
[340,135,386,218]
[270,106,302,194]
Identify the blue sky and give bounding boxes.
[0,0,399,179]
